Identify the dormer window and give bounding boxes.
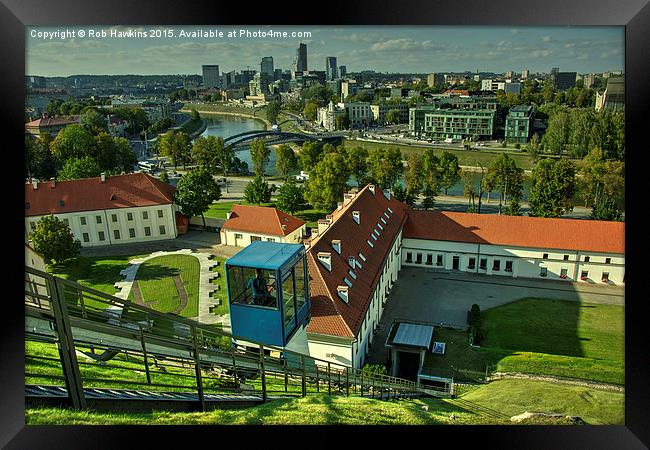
[352,211,360,224]
[331,240,341,254]
[337,286,349,303]
[25,202,30,210]
[317,252,332,271]
[59,200,65,207]
[348,256,356,268]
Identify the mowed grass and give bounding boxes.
[423,299,625,385]
[209,256,229,316]
[345,139,535,170]
[456,379,624,425]
[48,255,144,309]
[25,377,624,425]
[128,255,200,318]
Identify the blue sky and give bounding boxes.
[26,25,624,77]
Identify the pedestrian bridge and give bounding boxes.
[224,130,346,148]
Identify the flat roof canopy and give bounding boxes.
[389,322,434,350]
[225,241,304,270]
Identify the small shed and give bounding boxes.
[385,320,435,380]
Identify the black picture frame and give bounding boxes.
[2,0,647,447]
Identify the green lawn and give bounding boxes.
[345,139,535,170]
[127,255,200,318]
[48,255,144,309]
[423,299,625,385]
[25,377,623,425]
[455,378,624,425]
[209,256,229,316]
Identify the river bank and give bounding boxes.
[180,108,270,130]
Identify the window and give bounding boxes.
[602,272,610,283]
[505,261,513,273]
[80,217,87,225]
[228,266,278,308]
[358,253,366,262]
[605,258,611,264]
[250,235,261,241]
[468,258,476,270]
[584,256,590,262]
[112,214,118,222]
[82,233,90,242]
[159,225,166,235]
[127,212,133,221]
[540,267,548,277]
[129,228,136,238]
[560,268,568,279]
[30,222,36,230]
[542,253,548,259]
[416,253,422,264]
[98,231,105,241]
[563,255,569,261]
[581,270,589,280]
[266,238,276,242]
[493,260,500,271]
[144,226,151,236]
[157,209,164,218]
[235,233,243,239]
[426,254,433,265]
[96,215,102,224]
[406,252,412,263]
[114,230,120,240]
[142,211,149,220]
[62,219,69,226]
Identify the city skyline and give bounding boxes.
[26,25,624,77]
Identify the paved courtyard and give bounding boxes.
[367,266,625,366]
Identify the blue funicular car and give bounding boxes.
[225,241,311,352]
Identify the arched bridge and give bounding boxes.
[224,130,346,148]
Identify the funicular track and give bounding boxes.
[25,267,449,413]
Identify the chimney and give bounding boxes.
[50,177,56,188]
[32,179,38,190]
[100,173,106,183]
[317,252,332,272]
[318,218,331,235]
[384,188,391,200]
[337,286,349,303]
[352,211,360,225]
[337,202,343,210]
[368,185,376,195]
[343,193,355,205]
[226,211,233,220]
[331,240,341,254]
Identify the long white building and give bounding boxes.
[25,173,183,247]
[303,185,625,369]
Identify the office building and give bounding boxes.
[409,105,495,140]
[521,69,529,79]
[551,71,577,91]
[326,57,338,81]
[296,43,308,73]
[338,65,347,78]
[595,76,624,112]
[261,57,274,78]
[202,65,220,88]
[505,105,534,144]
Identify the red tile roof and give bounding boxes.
[404,210,625,254]
[25,173,176,217]
[25,116,79,128]
[306,185,408,338]
[221,205,305,237]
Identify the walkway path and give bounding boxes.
[109,249,228,326]
[171,273,189,315]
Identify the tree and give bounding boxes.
[49,125,96,164]
[265,100,281,124]
[486,153,524,215]
[299,141,324,171]
[392,184,415,206]
[385,109,402,125]
[344,146,369,186]
[335,113,350,130]
[174,167,221,228]
[159,171,169,183]
[191,135,217,169]
[214,138,235,193]
[58,156,101,180]
[79,108,108,135]
[438,151,461,195]
[189,109,200,121]
[244,175,274,206]
[367,147,402,189]
[158,130,191,170]
[420,149,440,209]
[275,144,298,180]
[250,139,271,178]
[30,215,81,265]
[303,101,318,121]
[404,153,424,201]
[591,196,623,221]
[462,170,477,212]
[275,180,305,214]
[526,133,541,159]
[528,158,576,218]
[541,109,570,155]
[579,147,624,219]
[304,152,350,211]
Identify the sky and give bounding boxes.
[26,25,624,77]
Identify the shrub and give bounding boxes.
[361,363,388,376]
[467,304,482,345]
[515,143,521,150]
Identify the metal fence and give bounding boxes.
[25,266,438,411]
